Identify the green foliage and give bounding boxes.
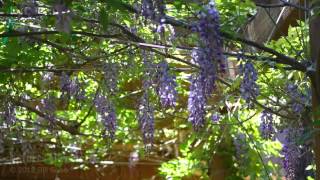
[0,0,315,179]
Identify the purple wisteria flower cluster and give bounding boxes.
[188,76,206,131]
[42,72,54,83]
[141,51,156,89]
[278,128,313,179]
[60,73,85,101]
[94,94,117,140]
[138,51,179,146]
[192,1,227,73]
[187,1,227,130]
[138,51,157,146]
[141,0,166,20]
[141,0,155,19]
[239,62,259,107]
[156,61,177,107]
[259,110,275,140]
[211,113,220,123]
[138,92,155,147]
[155,0,166,33]
[233,133,249,163]
[191,49,216,96]
[286,84,308,114]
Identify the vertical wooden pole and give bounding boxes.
[309,4,320,178]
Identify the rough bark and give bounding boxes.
[309,10,320,179]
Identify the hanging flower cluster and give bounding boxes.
[94,94,117,140]
[211,113,220,123]
[156,61,177,107]
[192,1,227,73]
[286,84,308,114]
[138,92,155,146]
[239,61,259,107]
[60,73,85,101]
[186,1,227,130]
[42,72,54,84]
[137,51,156,146]
[259,110,275,140]
[278,128,313,179]
[191,49,216,96]
[233,133,249,162]
[141,0,155,19]
[187,76,206,131]
[155,0,166,33]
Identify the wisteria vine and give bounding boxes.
[94,93,117,140]
[259,110,275,140]
[239,61,260,107]
[278,128,313,179]
[156,61,177,107]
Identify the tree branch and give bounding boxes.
[116,2,308,73]
[255,1,309,11]
[12,98,80,135]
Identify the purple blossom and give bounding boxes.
[191,49,216,96]
[156,18,166,33]
[60,73,85,100]
[141,0,155,19]
[71,78,86,101]
[240,62,259,107]
[278,128,314,179]
[142,51,156,89]
[42,72,54,83]
[69,79,80,96]
[286,84,307,114]
[138,51,156,148]
[193,1,227,73]
[156,61,177,107]
[188,76,206,131]
[155,0,165,16]
[233,133,248,162]
[259,110,275,140]
[155,0,166,33]
[211,113,220,123]
[60,73,71,92]
[138,92,154,146]
[94,94,117,140]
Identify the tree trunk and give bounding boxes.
[309,9,320,179]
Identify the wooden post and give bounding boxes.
[309,2,320,177]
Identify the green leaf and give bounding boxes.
[99,7,109,31]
